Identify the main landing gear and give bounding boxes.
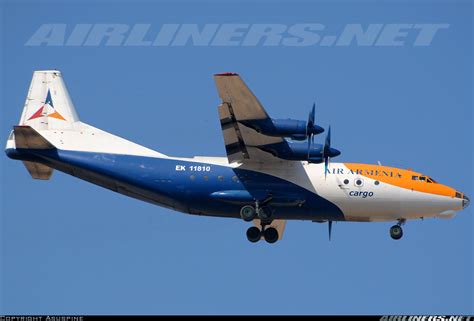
[239,202,273,222]
[389,219,405,240]
[241,202,278,244]
[246,225,279,244]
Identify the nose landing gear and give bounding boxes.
[389,219,405,240]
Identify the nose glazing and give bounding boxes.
[462,195,470,209]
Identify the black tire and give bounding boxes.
[257,206,273,222]
[263,227,279,244]
[240,205,256,222]
[246,226,261,243]
[390,225,403,240]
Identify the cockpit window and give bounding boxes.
[428,177,437,183]
[411,175,436,183]
[412,175,435,183]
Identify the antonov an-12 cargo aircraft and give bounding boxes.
[5,71,470,244]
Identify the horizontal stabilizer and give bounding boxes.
[12,126,55,179]
[13,126,55,149]
[22,160,53,180]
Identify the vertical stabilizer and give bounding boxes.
[19,70,80,131]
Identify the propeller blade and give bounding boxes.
[325,125,331,149]
[306,103,316,159]
[324,126,331,179]
[307,134,311,158]
[324,155,329,179]
[328,220,333,241]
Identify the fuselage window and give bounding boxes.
[343,179,349,185]
[355,179,363,187]
[374,180,380,185]
[190,175,196,181]
[217,175,224,182]
[203,175,209,181]
[232,176,239,182]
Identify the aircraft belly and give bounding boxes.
[15,149,345,221]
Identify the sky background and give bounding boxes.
[1,0,473,315]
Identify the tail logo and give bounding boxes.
[28,89,66,121]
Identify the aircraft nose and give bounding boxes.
[462,194,470,209]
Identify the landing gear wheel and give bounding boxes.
[240,205,256,222]
[390,225,403,240]
[246,226,262,243]
[263,227,279,244]
[257,206,273,223]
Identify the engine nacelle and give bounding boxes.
[240,118,324,140]
[256,141,340,162]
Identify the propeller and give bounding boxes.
[306,103,325,157]
[328,220,333,241]
[322,126,341,178]
[306,103,316,158]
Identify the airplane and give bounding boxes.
[5,70,470,244]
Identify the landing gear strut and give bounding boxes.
[390,220,405,240]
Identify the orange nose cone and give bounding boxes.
[427,183,457,198]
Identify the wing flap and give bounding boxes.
[218,103,249,162]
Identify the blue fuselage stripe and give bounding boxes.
[6,148,345,221]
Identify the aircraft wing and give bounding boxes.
[214,73,290,163]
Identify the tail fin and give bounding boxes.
[19,70,80,130]
[7,70,74,180]
[6,69,168,177]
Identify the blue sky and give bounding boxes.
[1,0,472,315]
